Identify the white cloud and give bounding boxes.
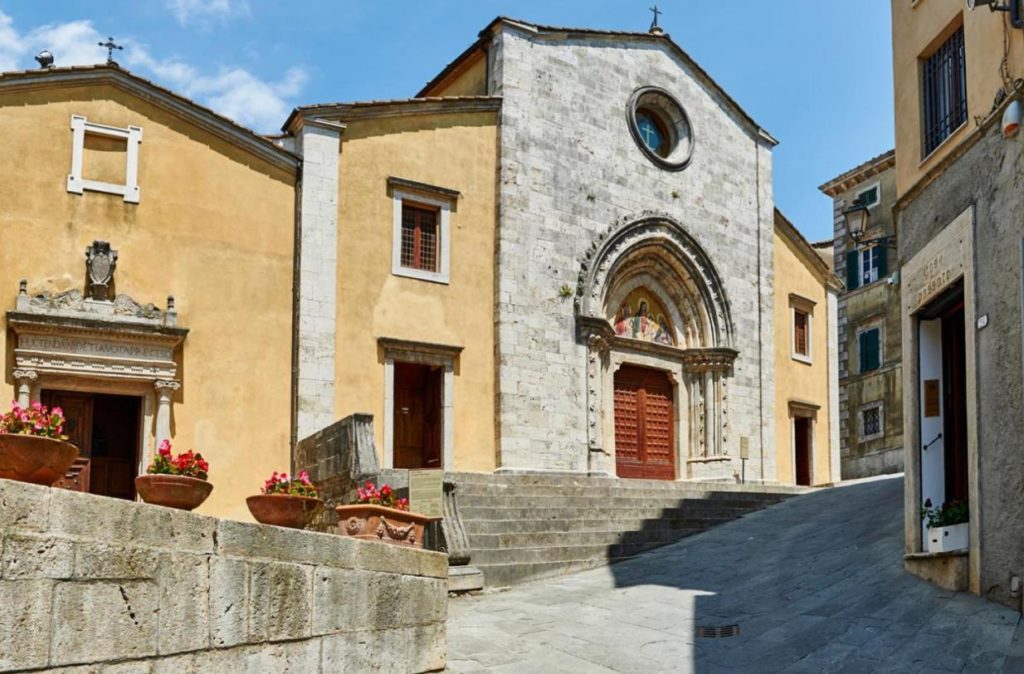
[166,0,250,27]
[0,11,305,132]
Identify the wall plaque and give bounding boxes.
[924,380,940,418]
[408,469,443,519]
[739,436,749,460]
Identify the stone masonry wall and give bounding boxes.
[490,28,776,479]
[0,478,447,673]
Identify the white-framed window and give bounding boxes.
[856,181,881,210]
[859,401,884,442]
[391,189,451,284]
[790,295,814,364]
[861,246,881,285]
[67,115,143,203]
[857,325,882,373]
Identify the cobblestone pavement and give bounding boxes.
[446,475,1023,673]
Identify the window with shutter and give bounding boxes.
[794,310,809,357]
[862,247,881,285]
[859,328,881,373]
[400,204,439,272]
[846,250,860,291]
[391,186,452,284]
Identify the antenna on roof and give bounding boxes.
[649,5,664,35]
[34,51,54,69]
[97,37,123,66]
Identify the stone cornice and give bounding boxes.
[681,347,739,373]
[7,312,188,345]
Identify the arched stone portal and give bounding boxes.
[576,215,738,480]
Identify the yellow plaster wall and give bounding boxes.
[0,85,295,521]
[773,229,834,486]
[892,0,1024,196]
[426,51,488,97]
[334,111,498,472]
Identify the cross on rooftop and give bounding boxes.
[98,37,123,65]
[649,5,662,30]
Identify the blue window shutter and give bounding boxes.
[846,250,860,290]
[878,245,888,278]
[860,330,880,372]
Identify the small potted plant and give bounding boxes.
[335,481,436,549]
[0,401,78,486]
[135,440,212,510]
[246,471,323,529]
[922,498,969,553]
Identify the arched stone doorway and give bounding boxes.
[576,215,737,480]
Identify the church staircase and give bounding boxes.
[447,472,809,588]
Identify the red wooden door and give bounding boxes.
[42,391,93,493]
[394,363,443,469]
[614,365,675,480]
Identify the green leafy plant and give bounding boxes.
[558,284,574,299]
[921,498,969,528]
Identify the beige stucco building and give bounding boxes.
[773,210,841,487]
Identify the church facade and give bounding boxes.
[0,17,838,520]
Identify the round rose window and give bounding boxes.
[626,86,693,171]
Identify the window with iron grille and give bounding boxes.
[861,405,883,440]
[400,203,439,272]
[921,25,967,157]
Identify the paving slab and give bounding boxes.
[447,475,1023,672]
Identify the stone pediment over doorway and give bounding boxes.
[8,285,187,383]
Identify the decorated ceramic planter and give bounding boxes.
[927,522,969,553]
[135,474,213,511]
[0,435,79,486]
[335,504,435,549]
[246,494,323,529]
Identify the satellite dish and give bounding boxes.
[34,50,54,69]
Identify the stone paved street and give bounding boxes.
[446,476,1023,673]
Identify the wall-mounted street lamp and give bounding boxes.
[842,197,896,249]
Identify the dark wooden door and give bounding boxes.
[794,417,811,486]
[394,363,443,469]
[614,365,675,480]
[942,303,968,503]
[42,391,93,493]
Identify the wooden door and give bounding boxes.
[614,365,675,480]
[794,417,811,486]
[42,391,93,492]
[394,363,443,469]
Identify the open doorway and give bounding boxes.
[393,362,443,469]
[794,416,813,486]
[42,391,142,500]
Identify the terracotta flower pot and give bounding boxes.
[246,494,323,529]
[335,504,437,549]
[0,434,79,486]
[135,474,213,511]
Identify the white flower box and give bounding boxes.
[926,522,968,553]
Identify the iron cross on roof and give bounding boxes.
[98,36,123,65]
[649,5,662,30]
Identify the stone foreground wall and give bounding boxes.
[0,478,447,673]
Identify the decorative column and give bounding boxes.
[12,369,37,407]
[154,380,180,448]
[585,331,613,476]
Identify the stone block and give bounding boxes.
[49,488,215,554]
[51,580,159,666]
[150,653,196,674]
[209,556,248,648]
[100,662,153,674]
[1,532,73,579]
[247,639,322,673]
[400,575,447,627]
[406,622,447,673]
[312,567,371,635]
[248,561,312,642]
[73,541,160,580]
[0,478,50,533]
[367,572,404,631]
[216,518,355,568]
[0,579,52,672]
[322,629,410,673]
[353,537,430,576]
[418,550,449,580]
[158,554,210,655]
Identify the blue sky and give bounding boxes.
[0,1,894,241]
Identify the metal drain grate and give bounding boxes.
[695,624,740,638]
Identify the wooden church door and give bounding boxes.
[614,365,675,480]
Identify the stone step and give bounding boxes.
[454,494,786,511]
[452,481,794,500]
[458,504,755,522]
[467,525,705,550]
[469,540,675,566]
[474,556,639,587]
[461,515,728,536]
[447,472,810,495]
